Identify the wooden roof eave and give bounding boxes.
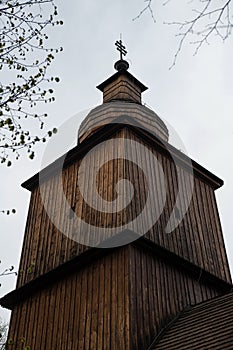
[21,123,224,192]
[0,235,232,311]
[96,69,148,93]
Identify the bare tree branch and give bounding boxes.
[133,0,156,22]
[136,0,233,67]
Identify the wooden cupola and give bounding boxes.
[78,58,169,144]
[96,59,147,104]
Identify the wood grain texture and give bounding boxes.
[128,244,222,350]
[7,245,225,350]
[7,122,231,350]
[151,292,233,350]
[78,102,169,144]
[102,76,142,103]
[16,127,231,289]
[8,248,130,350]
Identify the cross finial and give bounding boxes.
[115,38,127,60]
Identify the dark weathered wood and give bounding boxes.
[5,241,232,350]
[21,123,223,191]
[4,112,231,349]
[102,76,142,103]
[14,125,231,290]
[128,244,226,349]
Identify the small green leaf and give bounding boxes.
[29,152,34,160]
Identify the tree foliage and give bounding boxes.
[0,0,62,166]
[0,319,8,350]
[136,0,233,66]
[0,263,17,349]
[0,260,17,288]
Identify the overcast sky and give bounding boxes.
[1,0,233,321]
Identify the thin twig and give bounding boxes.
[133,0,156,22]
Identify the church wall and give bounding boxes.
[16,127,231,290]
[8,248,130,350]
[123,128,231,283]
[128,244,223,350]
[7,244,225,350]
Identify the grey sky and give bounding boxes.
[1,0,233,321]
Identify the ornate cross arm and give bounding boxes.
[115,39,127,60]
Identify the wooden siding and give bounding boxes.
[8,248,130,350]
[102,75,142,103]
[7,245,224,350]
[16,126,230,289]
[128,244,222,350]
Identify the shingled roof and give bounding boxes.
[151,292,233,350]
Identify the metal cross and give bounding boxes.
[115,39,127,60]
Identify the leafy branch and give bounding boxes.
[0,319,8,350]
[0,0,62,165]
[0,261,17,287]
[0,209,16,215]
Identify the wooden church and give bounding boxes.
[1,42,233,349]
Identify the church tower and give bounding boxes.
[1,42,232,350]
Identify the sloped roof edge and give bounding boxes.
[150,291,233,350]
[96,69,148,93]
[21,123,223,192]
[1,235,232,311]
